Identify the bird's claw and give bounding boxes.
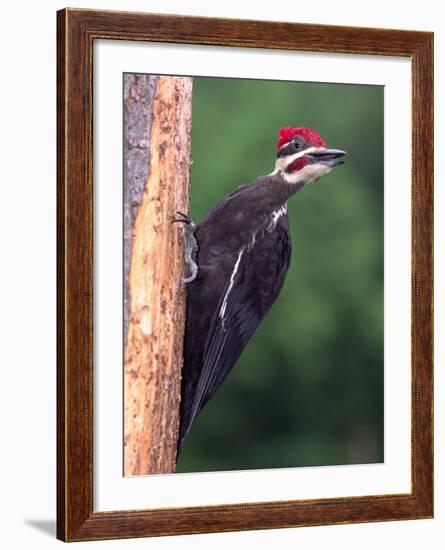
[183,267,198,284]
[172,211,199,284]
[172,211,195,228]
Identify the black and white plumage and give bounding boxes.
[177,127,346,455]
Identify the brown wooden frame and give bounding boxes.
[57,7,434,542]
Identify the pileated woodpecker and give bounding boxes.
[174,127,346,456]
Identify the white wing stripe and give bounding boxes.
[268,203,288,231]
[219,248,244,326]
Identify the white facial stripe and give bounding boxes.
[282,163,332,185]
[274,146,326,171]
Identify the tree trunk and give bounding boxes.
[123,74,192,476]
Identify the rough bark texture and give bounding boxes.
[123,74,158,344]
[123,74,192,476]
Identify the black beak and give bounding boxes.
[306,148,346,167]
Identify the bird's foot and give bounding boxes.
[172,211,199,283]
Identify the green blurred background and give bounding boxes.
[176,77,384,473]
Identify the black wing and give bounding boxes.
[178,222,291,450]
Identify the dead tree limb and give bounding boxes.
[123,74,192,475]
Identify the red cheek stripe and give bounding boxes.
[287,157,310,172]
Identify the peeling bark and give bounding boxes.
[123,74,192,475]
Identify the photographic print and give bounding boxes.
[57,9,433,541]
[123,73,384,476]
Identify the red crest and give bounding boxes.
[277,127,327,150]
